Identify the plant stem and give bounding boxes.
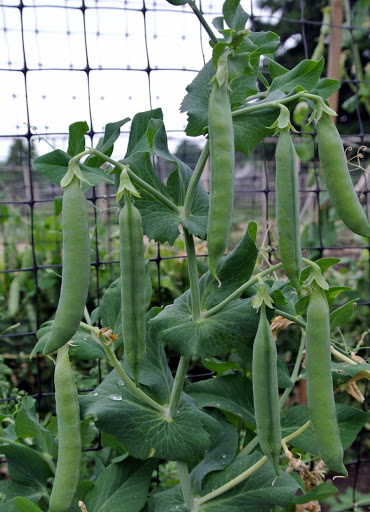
[203,263,283,319]
[97,333,168,417]
[194,421,311,509]
[182,141,209,218]
[274,308,306,329]
[279,329,306,408]
[86,148,181,215]
[168,229,201,418]
[188,1,219,45]
[232,91,306,119]
[177,461,194,510]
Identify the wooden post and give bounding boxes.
[327,0,344,122]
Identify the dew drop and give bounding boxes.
[117,379,125,387]
[216,403,220,407]
[91,392,98,396]
[222,454,226,459]
[108,394,123,401]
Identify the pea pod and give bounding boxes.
[43,176,90,355]
[252,303,281,475]
[207,80,235,281]
[276,127,302,293]
[306,283,347,476]
[119,194,146,386]
[49,345,81,512]
[316,112,370,237]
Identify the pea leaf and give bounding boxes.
[292,482,339,504]
[149,222,259,358]
[299,258,340,284]
[332,362,370,386]
[13,497,43,512]
[79,309,221,463]
[223,0,249,31]
[67,121,89,157]
[186,373,255,425]
[0,482,44,512]
[330,300,357,330]
[270,58,325,94]
[84,118,130,168]
[83,458,155,512]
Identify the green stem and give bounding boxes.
[237,435,259,458]
[188,1,219,45]
[194,421,311,509]
[232,91,306,119]
[97,333,169,417]
[86,149,181,215]
[168,229,201,418]
[177,461,194,510]
[182,141,209,218]
[279,329,306,408]
[203,263,283,319]
[274,308,306,329]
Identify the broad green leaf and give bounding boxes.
[270,58,325,94]
[229,73,259,108]
[125,108,162,158]
[191,411,239,493]
[0,482,43,512]
[79,311,220,462]
[149,452,300,511]
[0,443,49,491]
[201,358,242,375]
[223,0,249,31]
[186,373,255,425]
[33,150,114,187]
[292,482,339,504]
[13,497,43,512]
[150,223,259,358]
[299,258,340,284]
[67,121,89,157]
[85,118,130,168]
[281,404,369,455]
[15,396,58,460]
[330,300,357,330]
[311,78,341,100]
[264,54,288,79]
[84,458,155,512]
[165,0,188,5]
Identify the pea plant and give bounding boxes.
[1,1,370,511]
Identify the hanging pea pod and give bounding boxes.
[119,192,146,386]
[49,345,82,512]
[316,112,370,237]
[43,174,90,355]
[306,282,347,476]
[207,56,235,284]
[275,127,302,293]
[252,281,281,476]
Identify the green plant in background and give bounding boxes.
[0,1,369,511]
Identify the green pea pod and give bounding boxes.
[119,194,146,386]
[316,112,370,237]
[306,283,347,476]
[276,127,302,293]
[207,80,235,282]
[43,176,90,355]
[49,345,82,512]
[252,303,281,475]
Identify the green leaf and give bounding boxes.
[79,312,221,462]
[281,404,369,455]
[85,118,130,168]
[165,0,188,5]
[330,300,357,330]
[223,0,249,31]
[186,373,255,425]
[67,121,89,157]
[13,497,43,512]
[84,458,155,512]
[270,58,325,94]
[311,78,341,100]
[150,223,259,358]
[33,150,114,187]
[0,443,49,491]
[292,482,339,504]
[14,396,58,460]
[0,482,43,512]
[201,358,242,376]
[264,54,289,79]
[191,411,239,493]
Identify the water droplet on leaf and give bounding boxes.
[108,394,123,401]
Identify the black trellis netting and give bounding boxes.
[0,0,369,506]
